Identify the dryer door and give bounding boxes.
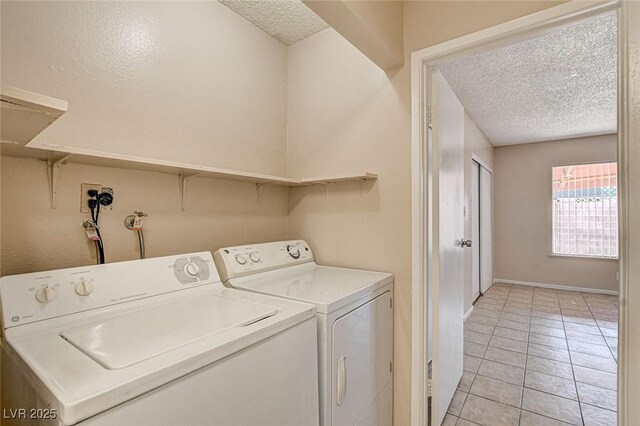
[331,291,393,425]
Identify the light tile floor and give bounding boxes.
[444,283,618,426]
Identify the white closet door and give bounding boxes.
[480,166,493,293]
[471,161,481,302]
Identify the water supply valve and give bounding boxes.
[125,211,148,260]
[125,211,148,231]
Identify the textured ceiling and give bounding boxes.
[219,0,328,45]
[439,12,617,146]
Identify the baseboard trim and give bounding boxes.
[481,281,494,293]
[493,278,618,295]
[464,306,475,321]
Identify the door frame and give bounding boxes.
[471,159,482,303]
[477,159,493,295]
[410,1,628,425]
[470,155,493,301]
[471,153,493,174]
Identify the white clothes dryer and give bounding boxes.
[214,240,393,426]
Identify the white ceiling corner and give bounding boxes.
[439,12,617,146]
[219,0,328,46]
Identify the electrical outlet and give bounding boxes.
[81,183,102,213]
[101,187,114,211]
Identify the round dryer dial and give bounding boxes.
[75,278,94,296]
[36,285,56,303]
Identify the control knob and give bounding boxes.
[75,279,94,296]
[249,252,261,263]
[184,261,201,278]
[35,285,56,303]
[235,254,248,265]
[286,244,301,259]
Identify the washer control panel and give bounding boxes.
[214,240,314,282]
[0,252,219,329]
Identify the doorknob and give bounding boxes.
[460,239,472,248]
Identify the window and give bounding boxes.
[552,162,618,259]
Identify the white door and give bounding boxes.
[480,166,493,293]
[430,70,465,426]
[332,291,393,426]
[471,161,481,302]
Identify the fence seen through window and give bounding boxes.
[552,162,618,259]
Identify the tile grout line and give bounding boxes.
[503,284,527,426]
[562,291,586,426]
[520,408,581,426]
[459,285,510,424]
[578,291,619,421]
[530,289,599,424]
[517,284,532,426]
[458,291,492,420]
[458,298,482,422]
[519,288,585,423]
[582,291,618,361]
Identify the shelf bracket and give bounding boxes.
[313,182,331,199]
[45,154,72,209]
[178,172,206,210]
[178,172,189,211]
[255,182,275,203]
[303,181,332,199]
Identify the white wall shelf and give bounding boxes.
[1,87,68,146]
[2,142,378,208]
[300,172,378,185]
[1,88,377,208]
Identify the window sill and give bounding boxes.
[549,253,619,261]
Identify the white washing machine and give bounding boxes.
[0,252,319,425]
[214,240,393,426]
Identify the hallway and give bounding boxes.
[445,283,618,425]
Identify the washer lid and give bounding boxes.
[5,284,315,426]
[60,294,277,369]
[228,264,393,314]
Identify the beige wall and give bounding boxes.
[493,135,619,292]
[304,0,404,70]
[0,1,291,273]
[0,157,288,276]
[463,113,494,312]
[287,26,412,423]
[286,26,411,420]
[625,0,640,421]
[0,1,288,175]
[403,1,566,51]
[287,2,564,424]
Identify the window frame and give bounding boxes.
[550,160,619,260]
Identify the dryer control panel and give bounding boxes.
[0,252,219,329]
[214,240,314,282]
